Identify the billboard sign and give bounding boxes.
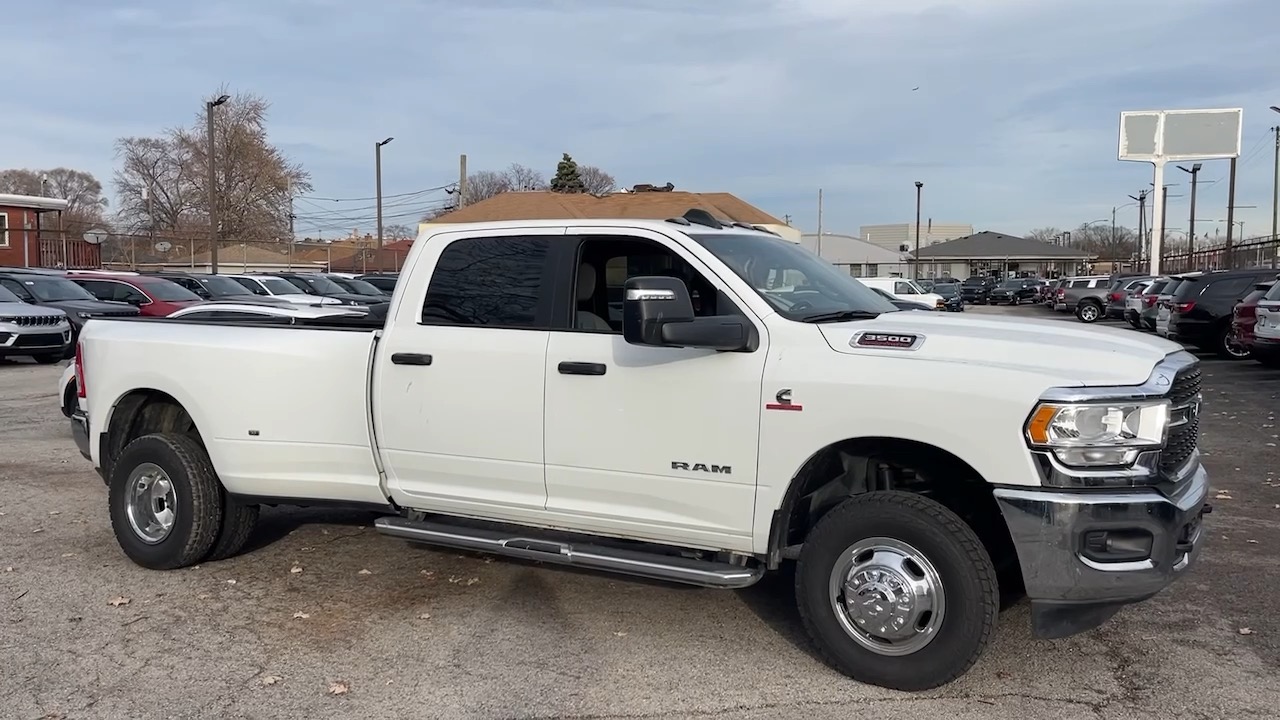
[1119,108,1242,162]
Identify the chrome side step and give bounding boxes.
[374,516,763,589]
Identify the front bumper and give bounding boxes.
[71,408,92,462]
[993,462,1210,639]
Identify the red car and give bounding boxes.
[1229,280,1277,353]
[65,271,205,317]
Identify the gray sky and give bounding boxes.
[5,0,1279,239]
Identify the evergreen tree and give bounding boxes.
[549,153,586,193]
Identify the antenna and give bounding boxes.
[682,209,724,229]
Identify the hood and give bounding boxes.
[816,311,1181,387]
[0,302,69,320]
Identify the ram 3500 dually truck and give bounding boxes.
[71,213,1210,691]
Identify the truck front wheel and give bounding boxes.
[795,491,998,691]
[108,433,224,570]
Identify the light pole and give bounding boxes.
[1177,162,1202,255]
[913,181,923,279]
[375,137,394,273]
[1269,105,1279,267]
[206,93,230,273]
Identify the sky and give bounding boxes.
[5,0,1280,241]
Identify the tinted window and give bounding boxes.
[230,277,268,295]
[421,236,553,328]
[0,283,21,303]
[1264,283,1280,301]
[12,276,97,302]
[1203,276,1256,300]
[1144,279,1168,295]
[138,279,200,301]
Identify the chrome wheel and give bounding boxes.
[1079,304,1100,322]
[828,536,946,656]
[1223,330,1251,359]
[125,462,177,544]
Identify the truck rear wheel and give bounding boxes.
[204,493,259,562]
[795,491,998,691]
[108,433,224,570]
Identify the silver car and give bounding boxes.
[0,283,73,364]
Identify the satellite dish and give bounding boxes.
[83,228,109,245]
[155,241,173,252]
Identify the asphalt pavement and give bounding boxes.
[1,304,1277,720]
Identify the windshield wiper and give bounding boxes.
[797,310,881,323]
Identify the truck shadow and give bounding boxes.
[240,505,384,554]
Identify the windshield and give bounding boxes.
[688,233,896,319]
[0,284,21,303]
[934,283,959,296]
[963,277,986,286]
[195,275,255,296]
[330,277,384,296]
[1263,283,1280,301]
[258,277,300,295]
[139,279,202,302]
[1000,279,1022,288]
[20,277,97,302]
[295,275,346,295]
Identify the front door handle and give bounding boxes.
[558,361,606,376]
[391,352,432,366]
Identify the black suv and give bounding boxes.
[263,272,386,306]
[146,272,294,307]
[960,276,996,304]
[987,278,1041,305]
[0,270,140,356]
[1167,268,1280,359]
[354,273,398,295]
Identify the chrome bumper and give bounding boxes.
[994,462,1210,638]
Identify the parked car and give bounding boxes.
[220,274,344,306]
[868,286,934,311]
[72,216,1209,691]
[1122,280,1152,328]
[930,282,965,311]
[355,273,399,295]
[0,270,139,356]
[859,277,945,310]
[987,278,1041,305]
[66,271,205,317]
[1104,276,1153,320]
[261,272,386,306]
[1252,281,1280,366]
[1153,273,1201,337]
[322,274,392,302]
[1168,268,1280,359]
[960,276,996,304]
[1052,275,1112,322]
[1129,278,1169,330]
[146,272,296,307]
[0,283,73,364]
[1228,281,1275,358]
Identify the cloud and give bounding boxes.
[4,0,1280,239]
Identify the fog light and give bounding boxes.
[1081,529,1153,564]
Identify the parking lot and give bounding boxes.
[2,304,1278,720]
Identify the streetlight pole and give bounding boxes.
[375,137,394,273]
[206,94,230,273]
[1177,163,1201,256]
[913,181,923,279]
[1269,106,1279,268]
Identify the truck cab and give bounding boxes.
[72,212,1210,692]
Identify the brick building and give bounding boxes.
[0,193,100,269]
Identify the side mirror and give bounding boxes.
[126,295,146,306]
[622,276,756,352]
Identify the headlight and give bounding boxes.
[76,312,94,319]
[1025,400,1170,467]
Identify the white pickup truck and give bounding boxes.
[71,212,1210,691]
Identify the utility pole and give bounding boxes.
[816,188,823,257]
[1129,190,1148,269]
[287,178,296,270]
[458,154,468,208]
[206,93,229,274]
[1269,106,1279,268]
[373,136,394,271]
[1225,156,1238,267]
[913,181,923,279]
[1178,163,1201,256]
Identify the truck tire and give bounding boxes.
[1075,300,1102,323]
[204,493,259,562]
[32,353,62,364]
[795,491,998,691]
[108,433,224,570]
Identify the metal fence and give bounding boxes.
[65,234,413,274]
[1157,237,1280,274]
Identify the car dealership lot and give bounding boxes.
[2,306,1278,720]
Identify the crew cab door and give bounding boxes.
[540,228,766,552]
[373,227,566,521]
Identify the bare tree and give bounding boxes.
[578,165,616,195]
[112,87,311,243]
[382,223,415,240]
[461,169,513,206]
[0,167,109,235]
[1071,223,1137,258]
[505,163,546,191]
[1024,227,1062,243]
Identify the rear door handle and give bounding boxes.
[557,361,606,376]
[391,352,432,366]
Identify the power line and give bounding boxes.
[297,183,455,202]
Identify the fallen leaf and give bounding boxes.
[385,680,394,686]
[328,680,350,695]
[108,596,131,607]
[226,579,237,585]
[290,566,303,574]
[1214,493,1233,500]
[262,675,283,686]
[60,553,75,558]
[1247,540,1259,544]
[466,577,480,586]
[357,569,371,576]
[292,611,310,620]
[198,594,210,599]
[448,576,461,584]
[417,613,431,620]
[996,670,1012,680]
[4,567,12,572]
[48,511,60,516]
[420,570,435,578]
[613,631,628,637]
[32,528,43,534]
[321,529,330,535]
[1239,627,1254,635]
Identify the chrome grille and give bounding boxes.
[1161,364,1201,473]
[10,315,65,327]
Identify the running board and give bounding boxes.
[374,516,763,589]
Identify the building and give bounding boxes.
[858,222,974,254]
[801,233,909,277]
[419,188,799,242]
[912,231,1095,279]
[0,193,100,269]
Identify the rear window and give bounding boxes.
[1199,275,1257,300]
[1162,278,1186,296]
[1170,277,1205,300]
[1264,283,1280,301]
[1144,279,1168,295]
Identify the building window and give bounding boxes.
[0,213,8,248]
[866,263,878,277]
[849,264,863,277]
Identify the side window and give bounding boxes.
[1,278,32,300]
[115,283,148,304]
[1204,277,1253,300]
[894,281,913,294]
[569,236,735,333]
[231,277,265,295]
[73,279,112,300]
[420,235,554,328]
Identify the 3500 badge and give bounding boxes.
[850,331,924,350]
